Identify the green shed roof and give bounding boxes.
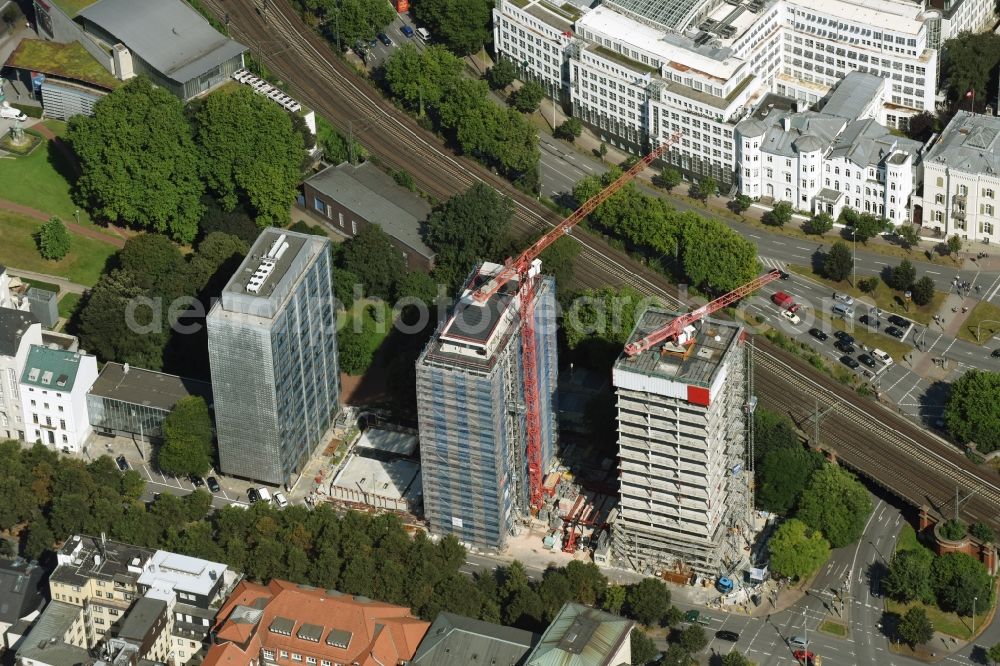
[525,603,634,666]
[20,346,85,392]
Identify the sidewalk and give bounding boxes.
[5,268,88,294]
[0,196,125,248]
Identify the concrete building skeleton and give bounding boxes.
[612,311,753,576]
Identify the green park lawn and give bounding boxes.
[0,211,116,285]
[57,292,83,322]
[787,264,945,326]
[955,300,1000,345]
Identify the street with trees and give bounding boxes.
[657,167,682,191]
[508,81,545,113]
[944,370,1000,453]
[796,465,872,548]
[157,397,214,477]
[841,209,887,244]
[37,217,71,260]
[68,77,204,243]
[897,225,921,249]
[911,276,935,306]
[690,177,717,205]
[763,201,793,227]
[768,518,831,580]
[554,118,583,142]
[804,212,833,235]
[487,58,518,89]
[823,241,853,282]
[728,194,753,217]
[411,0,492,55]
[888,259,917,291]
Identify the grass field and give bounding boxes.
[894,524,926,554]
[58,293,83,321]
[787,264,945,325]
[886,598,987,640]
[0,212,115,286]
[955,300,1000,345]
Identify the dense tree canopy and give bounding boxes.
[823,241,853,282]
[157,396,214,477]
[412,0,492,55]
[945,370,1000,453]
[943,33,1000,107]
[625,578,672,626]
[804,212,833,235]
[796,466,872,548]
[898,606,934,646]
[753,409,801,466]
[509,81,545,113]
[768,518,830,579]
[68,77,204,242]
[194,87,305,227]
[680,215,758,292]
[297,0,395,47]
[884,547,935,604]
[487,58,518,90]
[424,183,514,289]
[888,259,917,292]
[563,286,646,370]
[931,551,994,616]
[383,45,464,116]
[538,235,580,298]
[756,447,824,515]
[341,226,406,301]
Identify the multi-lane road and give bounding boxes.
[205,0,1000,527]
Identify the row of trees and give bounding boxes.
[382,45,540,191]
[68,78,308,243]
[0,441,703,666]
[820,243,936,305]
[572,170,758,293]
[294,0,395,51]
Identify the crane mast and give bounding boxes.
[472,133,683,510]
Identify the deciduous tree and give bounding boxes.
[383,45,463,116]
[945,370,1000,454]
[77,269,168,370]
[487,58,517,89]
[157,396,214,477]
[625,578,671,626]
[823,241,853,282]
[897,224,921,249]
[630,629,659,665]
[680,215,758,292]
[722,652,755,666]
[554,118,583,142]
[68,77,204,242]
[911,276,935,306]
[509,81,545,113]
[768,518,830,579]
[37,217,71,260]
[412,0,492,55]
[764,201,793,227]
[728,194,754,217]
[341,226,405,300]
[691,177,717,205]
[804,212,833,235]
[884,547,934,604]
[796,465,872,548]
[889,259,917,291]
[898,606,934,646]
[756,447,825,515]
[657,167,682,191]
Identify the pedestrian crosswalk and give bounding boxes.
[760,256,788,271]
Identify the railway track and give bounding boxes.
[208,0,1000,524]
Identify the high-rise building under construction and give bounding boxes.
[415,262,558,551]
[612,311,753,576]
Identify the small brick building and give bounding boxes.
[301,161,436,272]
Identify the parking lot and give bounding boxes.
[355,12,425,68]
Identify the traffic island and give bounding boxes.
[817,619,848,638]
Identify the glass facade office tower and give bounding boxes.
[207,228,339,486]
[416,262,558,551]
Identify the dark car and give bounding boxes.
[888,314,909,328]
[840,355,860,369]
[858,353,876,368]
[247,488,260,504]
[715,630,740,642]
[115,455,129,471]
[777,270,790,280]
[190,475,205,488]
[401,25,414,37]
[886,326,904,339]
[368,36,377,47]
[808,328,828,342]
[834,339,855,354]
[378,32,393,46]
[833,330,854,344]
[859,314,880,328]
[207,476,221,493]
[993,348,1000,358]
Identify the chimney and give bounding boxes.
[782,116,791,132]
[112,44,135,80]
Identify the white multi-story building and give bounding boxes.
[736,72,922,222]
[0,308,42,441]
[19,345,98,452]
[921,112,1000,244]
[493,0,994,187]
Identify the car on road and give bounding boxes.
[793,650,821,666]
[858,353,876,368]
[777,270,790,280]
[833,292,854,306]
[190,475,205,488]
[833,330,853,343]
[377,32,393,46]
[715,630,739,642]
[888,314,909,328]
[859,314,880,328]
[401,25,414,38]
[834,339,855,353]
[247,488,260,504]
[115,455,129,471]
[840,355,860,369]
[871,348,892,365]
[771,291,795,309]
[274,492,290,508]
[993,348,1000,358]
[780,309,801,325]
[207,477,221,493]
[789,636,809,649]
[808,328,828,342]
[885,325,904,339]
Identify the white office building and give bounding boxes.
[493,0,993,187]
[920,112,1000,244]
[19,345,98,452]
[736,72,922,223]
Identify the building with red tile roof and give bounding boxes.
[203,580,429,666]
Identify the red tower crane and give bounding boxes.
[623,270,782,357]
[470,132,683,510]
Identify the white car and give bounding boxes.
[780,309,801,325]
[274,492,289,508]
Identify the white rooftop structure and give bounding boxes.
[137,550,228,598]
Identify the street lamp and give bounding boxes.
[851,227,857,288]
[973,596,978,634]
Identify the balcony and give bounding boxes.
[952,208,966,220]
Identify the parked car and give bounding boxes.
[888,314,909,328]
[833,292,854,306]
[871,348,892,365]
[771,291,795,308]
[274,492,290,508]
[258,487,272,503]
[715,630,739,642]
[885,326,904,339]
[793,650,821,666]
[401,25,414,37]
[190,475,205,488]
[789,635,809,649]
[858,353,876,368]
[378,32,393,46]
[992,348,1000,358]
[247,488,260,503]
[833,330,854,344]
[207,477,221,493]
[780,309,801,325]
[859,314,880,328]
[840,355,860,369]
[834,340,855,354]
[808,328,828,342]
[115,455,130,471]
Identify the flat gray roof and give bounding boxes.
[412,612,537,666]
[304,161,435,260]
[0,307,38,357]
[615,310,740,388]
[118,597,166,642]
[78,0,246,84]
[88,362,212,410]
[604,0,710,30]
[16,602,89,666]
[821,72,884,121]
